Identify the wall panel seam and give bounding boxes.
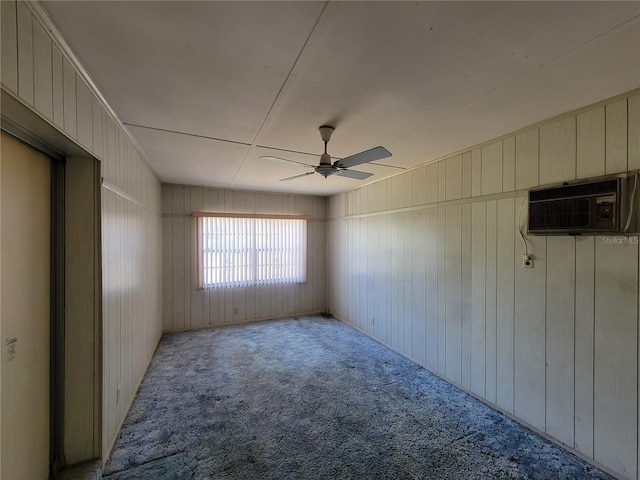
[512,198,517,413]
[544,238,547,433]
[328,190,529,220]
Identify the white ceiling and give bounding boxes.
[42,1,640,196]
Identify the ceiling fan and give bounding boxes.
[261,126,392,181]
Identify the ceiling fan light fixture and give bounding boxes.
[315,164,337,178]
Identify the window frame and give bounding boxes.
[194,212,309,290]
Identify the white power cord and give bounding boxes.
[517,195,529,255]
[623,172,638,233]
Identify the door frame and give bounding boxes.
[2,87,103,475]
[1,125,66,477]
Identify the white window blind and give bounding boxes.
[198,215,307,289]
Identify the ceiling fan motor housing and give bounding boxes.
[319,152,332,165]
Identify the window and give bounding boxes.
[197,214,307,289]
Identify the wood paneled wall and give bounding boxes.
[102,188,161,459]
[328,90,640,480]
[162,184,326,331]
[1,1,163,461]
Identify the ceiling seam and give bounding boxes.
[122,122,252,147]
[229,0,331,188]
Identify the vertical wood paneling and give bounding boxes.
[390,214,400,350]
[502,137,515,193]
[105,118,116,188]
[606,99,628,174]
[629,94,640,171]
[62,58,77,139]
[594,237,637,478]
[514,215,546,431]
[326,91,639,480]
[52,45,64,129]
[540,117,576,185]
[445,155,462,201]
[574,236,595,457]
[545,236,575,447]
[162,185,327,330]
[102,185,162,459]
[437,162,446,203]
[171,187,185,331]
[17,2,33,105]
[462,151,473,198]
[401,212,413,354]
[92,97,103,159]
[484,200,497,404]
[445,205,462,384]
[1,0,18,93]
[378,215,389,343]
[471,148,482,197]
[32,19,52,121]
[402,172,412,208]
[182,192,192,327]
[411,211,426,365]
[424,208,439,372]
[577,107,605,179]
[104,190,117,450]
[426,163,438,204]
[515,130,539,190]
[161,208,172,332]
[470,202,486,396]
[76,80,93,150]
[117,131,124,191]
[496,198,515,413]
[411,166,426,206]
[437,207,446,374]
[460,204,472,390]
[6,7,164,462]
[389,176,398,210]
[481,141,502,195]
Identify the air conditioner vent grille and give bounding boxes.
[529,198,591,230]
[529,179,618,201]
[527,175,629,235]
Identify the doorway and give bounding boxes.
[1,132,52,479]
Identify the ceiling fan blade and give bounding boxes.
[333,146,391,169]
[280,171,316,181]
[260,156,315,168]
[337,169,373,180]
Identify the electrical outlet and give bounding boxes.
[523,254,534,268]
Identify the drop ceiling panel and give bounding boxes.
[42,1,325,143]
[40,1,640,196]
[127,125,249,188]
[257,1,640,164]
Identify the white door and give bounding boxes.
[1,132,51,479]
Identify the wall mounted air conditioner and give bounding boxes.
[528,174,637,235]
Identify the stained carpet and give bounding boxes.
[103,315,613,480]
